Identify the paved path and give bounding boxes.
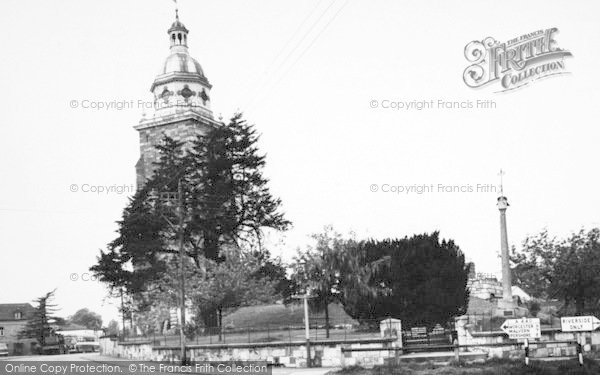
[272,368,338,375]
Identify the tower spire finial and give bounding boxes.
[172,0,179,20]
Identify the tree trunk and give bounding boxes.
[201,308,218,337]
[203,231,221,261]
[575,296,585,315]
[218,308,223,342]
[325,304,330,339]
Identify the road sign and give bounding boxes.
[501,318,541,339]
[561,316,600,332]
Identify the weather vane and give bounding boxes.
[172,0,179,19]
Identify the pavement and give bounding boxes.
[0,353,340,375]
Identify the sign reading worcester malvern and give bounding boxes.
[463,28,572,92]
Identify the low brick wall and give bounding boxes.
[99,337,399,368]
[455,316,600,359]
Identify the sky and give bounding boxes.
[1,0,599,325]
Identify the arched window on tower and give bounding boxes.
[178,33,182,44]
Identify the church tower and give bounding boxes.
[134,10,221,187]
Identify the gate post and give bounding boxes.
[380,318,402,363]
[454,341,460,363]
[577,333,584,366]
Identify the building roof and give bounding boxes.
[0,303,36,321]
[56,323,88,331]
[161,53,205,76]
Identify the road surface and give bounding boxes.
[0,353,339,375]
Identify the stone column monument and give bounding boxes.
[495,170,516,316]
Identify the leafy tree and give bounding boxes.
[18,290,60,347]
[69,308,102,330]
[146,249,278,341]
[190,251,277,340]
[527,301,541,317]
[510,230,556,299]
[105,320,120,336]
[252,250,295,303]
[512,228,600,315]
[292,226,346,338]
[132,302,172,336]
[337,233,470,328]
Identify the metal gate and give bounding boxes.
[402,325,455,352]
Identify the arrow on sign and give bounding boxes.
[561,316,600,332]
[500,318,541,340]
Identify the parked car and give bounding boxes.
[63,335,99,353]
[0,343,9,356]
[74,339,99,353]
[42,334,68,355]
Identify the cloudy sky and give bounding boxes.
[1,0,599,324]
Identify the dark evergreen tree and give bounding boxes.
[338,232,470,328]
[18,290,60,347]
[185,113,290,262]
[91,114,290,328]
[252,249,295,303]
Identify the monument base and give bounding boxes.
[493,299,518,317]
[493,299,530,318]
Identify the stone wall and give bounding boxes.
[455,316,600,359]
[135,116,213,187]
[467,278,503,300]
[99,337,399,368]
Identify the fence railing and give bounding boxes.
[120,318,385,346]
[341,340,584,365]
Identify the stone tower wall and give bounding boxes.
[135,118,213,187]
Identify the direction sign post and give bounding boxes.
[560,316,600,332]
[500,318,541,340]
[500,318,541,366]
[561,316,599,366]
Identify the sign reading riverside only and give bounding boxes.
[561,316,600,332]
[501,318,541,340]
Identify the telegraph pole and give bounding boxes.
[157,179,187,364]
[303,294,311,368]
[292,293,313,368]
[177,179,187,365]
[120,289,125,338]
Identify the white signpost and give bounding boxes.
[500,318,541,366]
[500,318,541,340]
[561,316,600,332]
[560,316,599,366]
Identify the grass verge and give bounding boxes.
[329,357,600,375]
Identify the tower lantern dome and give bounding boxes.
[148,10,213,118]
[135,9,220,188]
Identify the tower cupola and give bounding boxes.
[146,10,213,118]
[168,10,189,49]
